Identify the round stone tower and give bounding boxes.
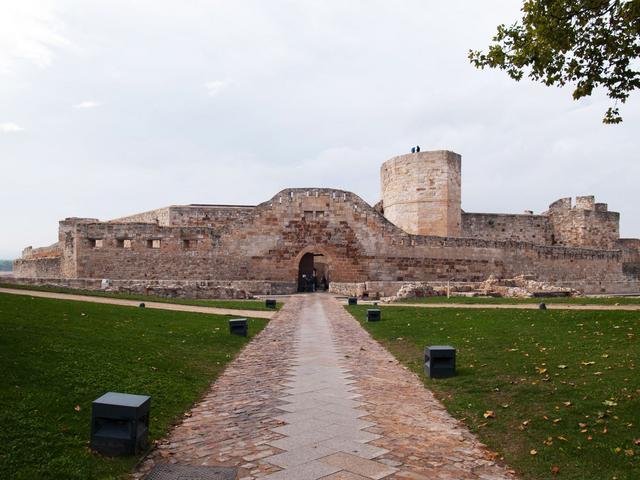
[380,150,462,237]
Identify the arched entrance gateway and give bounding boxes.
[296,250,330,292]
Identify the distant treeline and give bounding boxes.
[0,260,14,271]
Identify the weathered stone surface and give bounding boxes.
[381,151,462,237]
[13,150,640,295]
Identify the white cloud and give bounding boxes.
[0,2,75,73]
[0,122,24,133]
[73,100,101,109]
[0,1,638,258]
[204,79,230,96]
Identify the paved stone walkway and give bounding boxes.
[0,288,275,319]
[133,294,516,479]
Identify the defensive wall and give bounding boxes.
[13,151,640,296]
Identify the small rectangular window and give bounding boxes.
[304,211,314,220]
[147,239,160,249]
[315,211,324,218]
[88,238,96,248]
[117,239,132,248]
[89,238,104,249]
[182,239,196,249]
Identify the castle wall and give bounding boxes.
[167,205,256,228]
[461,213,552,244]
[21,243,61,260]
[547,196,620,249]
[109,207,171,225]
[12,257,62,278]
[381,151,461,237]
[13,147,640,297]
[34,188,630,294]
[617,238,640,278]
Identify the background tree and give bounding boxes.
[469,0,640,123]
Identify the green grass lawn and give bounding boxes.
[347,305,639,480]
[0,293,267,480]
[396,295,640,305]
[0,282,282,311]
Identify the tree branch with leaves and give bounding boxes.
[469,0,640,123]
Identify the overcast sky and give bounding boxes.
[1,1,638,259]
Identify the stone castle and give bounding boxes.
[13,150,640,297]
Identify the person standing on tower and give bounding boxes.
[416,145,421,152]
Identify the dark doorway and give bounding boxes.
[297,253,329,292]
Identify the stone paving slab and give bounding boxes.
[322,452,398,479]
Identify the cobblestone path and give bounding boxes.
[134,294,516,480]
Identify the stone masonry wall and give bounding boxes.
[381,151,461,237]
[167,205,256,228]
[617,238,640,278]
[12,257,62,278]
[22,188,630,295]
[547,196,620,249]
[109,207,171,225]
[461,213,552,244]
[4,277,295,298]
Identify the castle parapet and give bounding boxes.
[547,196,619,249]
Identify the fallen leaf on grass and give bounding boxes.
[536,367,548,374]
[557,364,568,369]
[483,410,495,419]
[551,465,561,474]
[557,436,568,441]
[581,361,596,366]
[634,439,640,446]
[74,405,81,412]
[625,449,635,457]
[563,401,572,407]
[602,400,618,406]
[530,449,538,456]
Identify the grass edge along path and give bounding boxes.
[0,293,268,480]
[396,295,640,306]
[346,304,639,480]
[0,282,282,311]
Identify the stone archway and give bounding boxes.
[295,247,331,292]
